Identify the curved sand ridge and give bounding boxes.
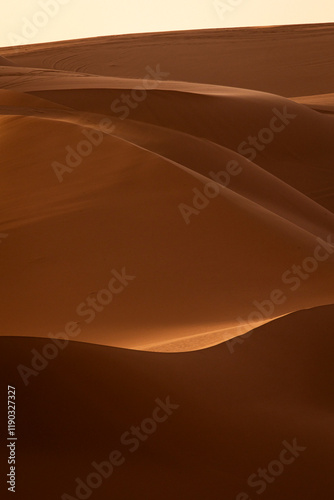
[2,305,334,499]
[0,26,334,351]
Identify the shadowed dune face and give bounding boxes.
[0,25,334,352]
[1,306,334,499]
[0,88,334,349]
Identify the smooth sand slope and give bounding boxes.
[1,24,334,350]
[2,23,334,97]
[1,305,334,499]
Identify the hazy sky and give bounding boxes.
[1,0,334,47]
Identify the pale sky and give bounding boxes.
[1,0,334,47]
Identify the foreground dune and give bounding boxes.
[2,305,334,499]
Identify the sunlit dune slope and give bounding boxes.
[0,25,334,351]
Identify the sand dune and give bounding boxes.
[1,23,334,500]
[2,23,334,96]
[292,92,334,114]
[0,97,333,348]
[1,25,334,351]
[2,305,334,499]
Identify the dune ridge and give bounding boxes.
[2,305,334,499]
[1,25,334,352]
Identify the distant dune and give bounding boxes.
[2,23,334,96]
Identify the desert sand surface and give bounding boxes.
[1,23,334,499]
[2,23,334,96]
[1,24,334,350]
[1,305,334,499]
